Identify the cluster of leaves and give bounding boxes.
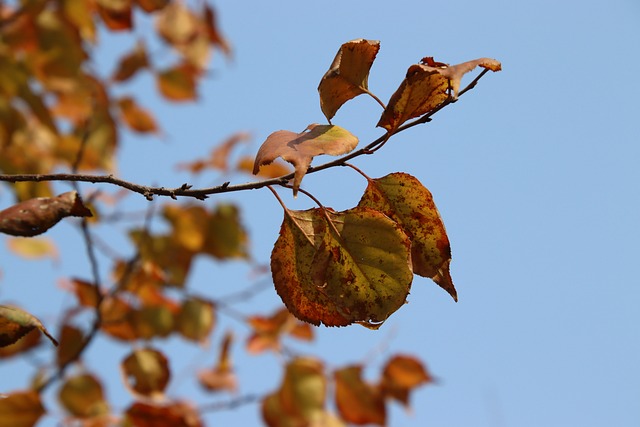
[0,2,500,426]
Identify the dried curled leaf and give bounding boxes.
[0,305,58,347]
[253,124,358,196]
[318,39,380,122]
[271,207,413,328]
[0,191,92,237]
[358,172,456,300]
[378,57,501,132]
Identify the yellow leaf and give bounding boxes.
[7,237,58,261]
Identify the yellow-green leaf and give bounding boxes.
[271,207,413,328]
[358,172,456,300]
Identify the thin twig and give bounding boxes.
[199,394,261,413]
[0,70,492,201]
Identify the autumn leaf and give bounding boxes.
[112,41,149,82]
[198,331,237,393]
[121,347,171,399]
[176,297,216,343]
[97,0,133,31]
[253,124,358,196]
[156,1,200,45]
[0,391,46,427]
[203,3,231,57]
[117,96,159,133]
[237,156,292,178]
[0,329,41,359]
[178,132,251,173]
[58,373,110,418]
[56,325,84,367]
[0,305,58,348]
[135,0,169,13]
[246,308,314,354]
[358,172,457,300]
[271,207,413,328]
[156,64,198,101]
[334,365,385,425]
[0,191,92,237]
[318,39,380,122]
[124,401,203,427]
[380,354,433,407]
[378,57,501,132]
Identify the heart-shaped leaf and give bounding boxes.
[271,207,413,328]
[318,39,380,122]
[253,124,358,196]
[358,172,456,300]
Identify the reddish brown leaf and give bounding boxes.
[121,347,170,399]
[203,4,231,57]
[156,64,198,101]
[112,41,149,82]
[0,191,92,237]
[97,0,133,31]
[117,96,159,133]
[334,365,385,425]
[358,172,456,300]
[253,124,358,196]
[198,331,237,393]
[62,278,101,308]
[380,354,433,407]
[0,390,46,427]
[124,401,203,427]
[318,39,380,122]
[56,325,83,367]
[0,305,58,348]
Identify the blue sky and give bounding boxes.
[2,0,640,426]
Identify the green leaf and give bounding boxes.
[271,207,413,328]
[358,172,457,300]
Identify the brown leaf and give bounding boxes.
[358,172,456,300]
[0,191,92,237]
[253,124,358,196]
[380,354,433,407]
[271,207,413,328]
[135,0,169,13]
[0,305,58,348]
[58,373,109,418]
[97,0,133,31]
[112,41,149,82]
[99,297,137,341]
[318,39,380,122]
[378,57,501,132]
[117,96,159,133]
[237,156,292,178]
[62,278,101,308]
[0,329,41,359]
[124,401,203,427]
[0,390,46,427]
[56,325,84,367]
[121,347,170,399]
[334,365,385,425]
[156,64,198,101]
[198,331,237,393]
[203,3,231,57]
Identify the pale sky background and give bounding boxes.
[1,0,640,426]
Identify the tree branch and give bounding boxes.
[0,71,491,201]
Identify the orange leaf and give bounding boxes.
[118,96,159,133]
[237,155,291,178]
[0,390,46,427]
[198,331,237,393]
[56,325,83,367]
[0,305,58,348]
[0,191,92,237]
[135,0,169,13]
[121,347,170,399]
[124,401,203,427]
[358,172,456,300]
[112,41,149,82]
[380,354,433,407]
[156,64,198,101]
[253,124,358,196]
[246,308,313,354]
[334,365,385,425]
[203,4,231,57]
[58,373,109,418]
[318,39,380,122]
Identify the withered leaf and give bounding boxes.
[0,329,41,359]
[112,41,149,82]
[121,347,170,399]
[0,391,46,427]
[0,191,92,237]
[358,172,456,300]
[378,57,501,132]
[124,401,203,427]
[135,0,169,13]
[253,124,358,196]
[0,305,58,348]
[271,207,413,328]
[318,39,380,122]
[156,64,198,101]
[334,365,386,425]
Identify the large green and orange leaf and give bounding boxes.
[318,39,380,122]
[271,207,412,328]
[358,172,456,300]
